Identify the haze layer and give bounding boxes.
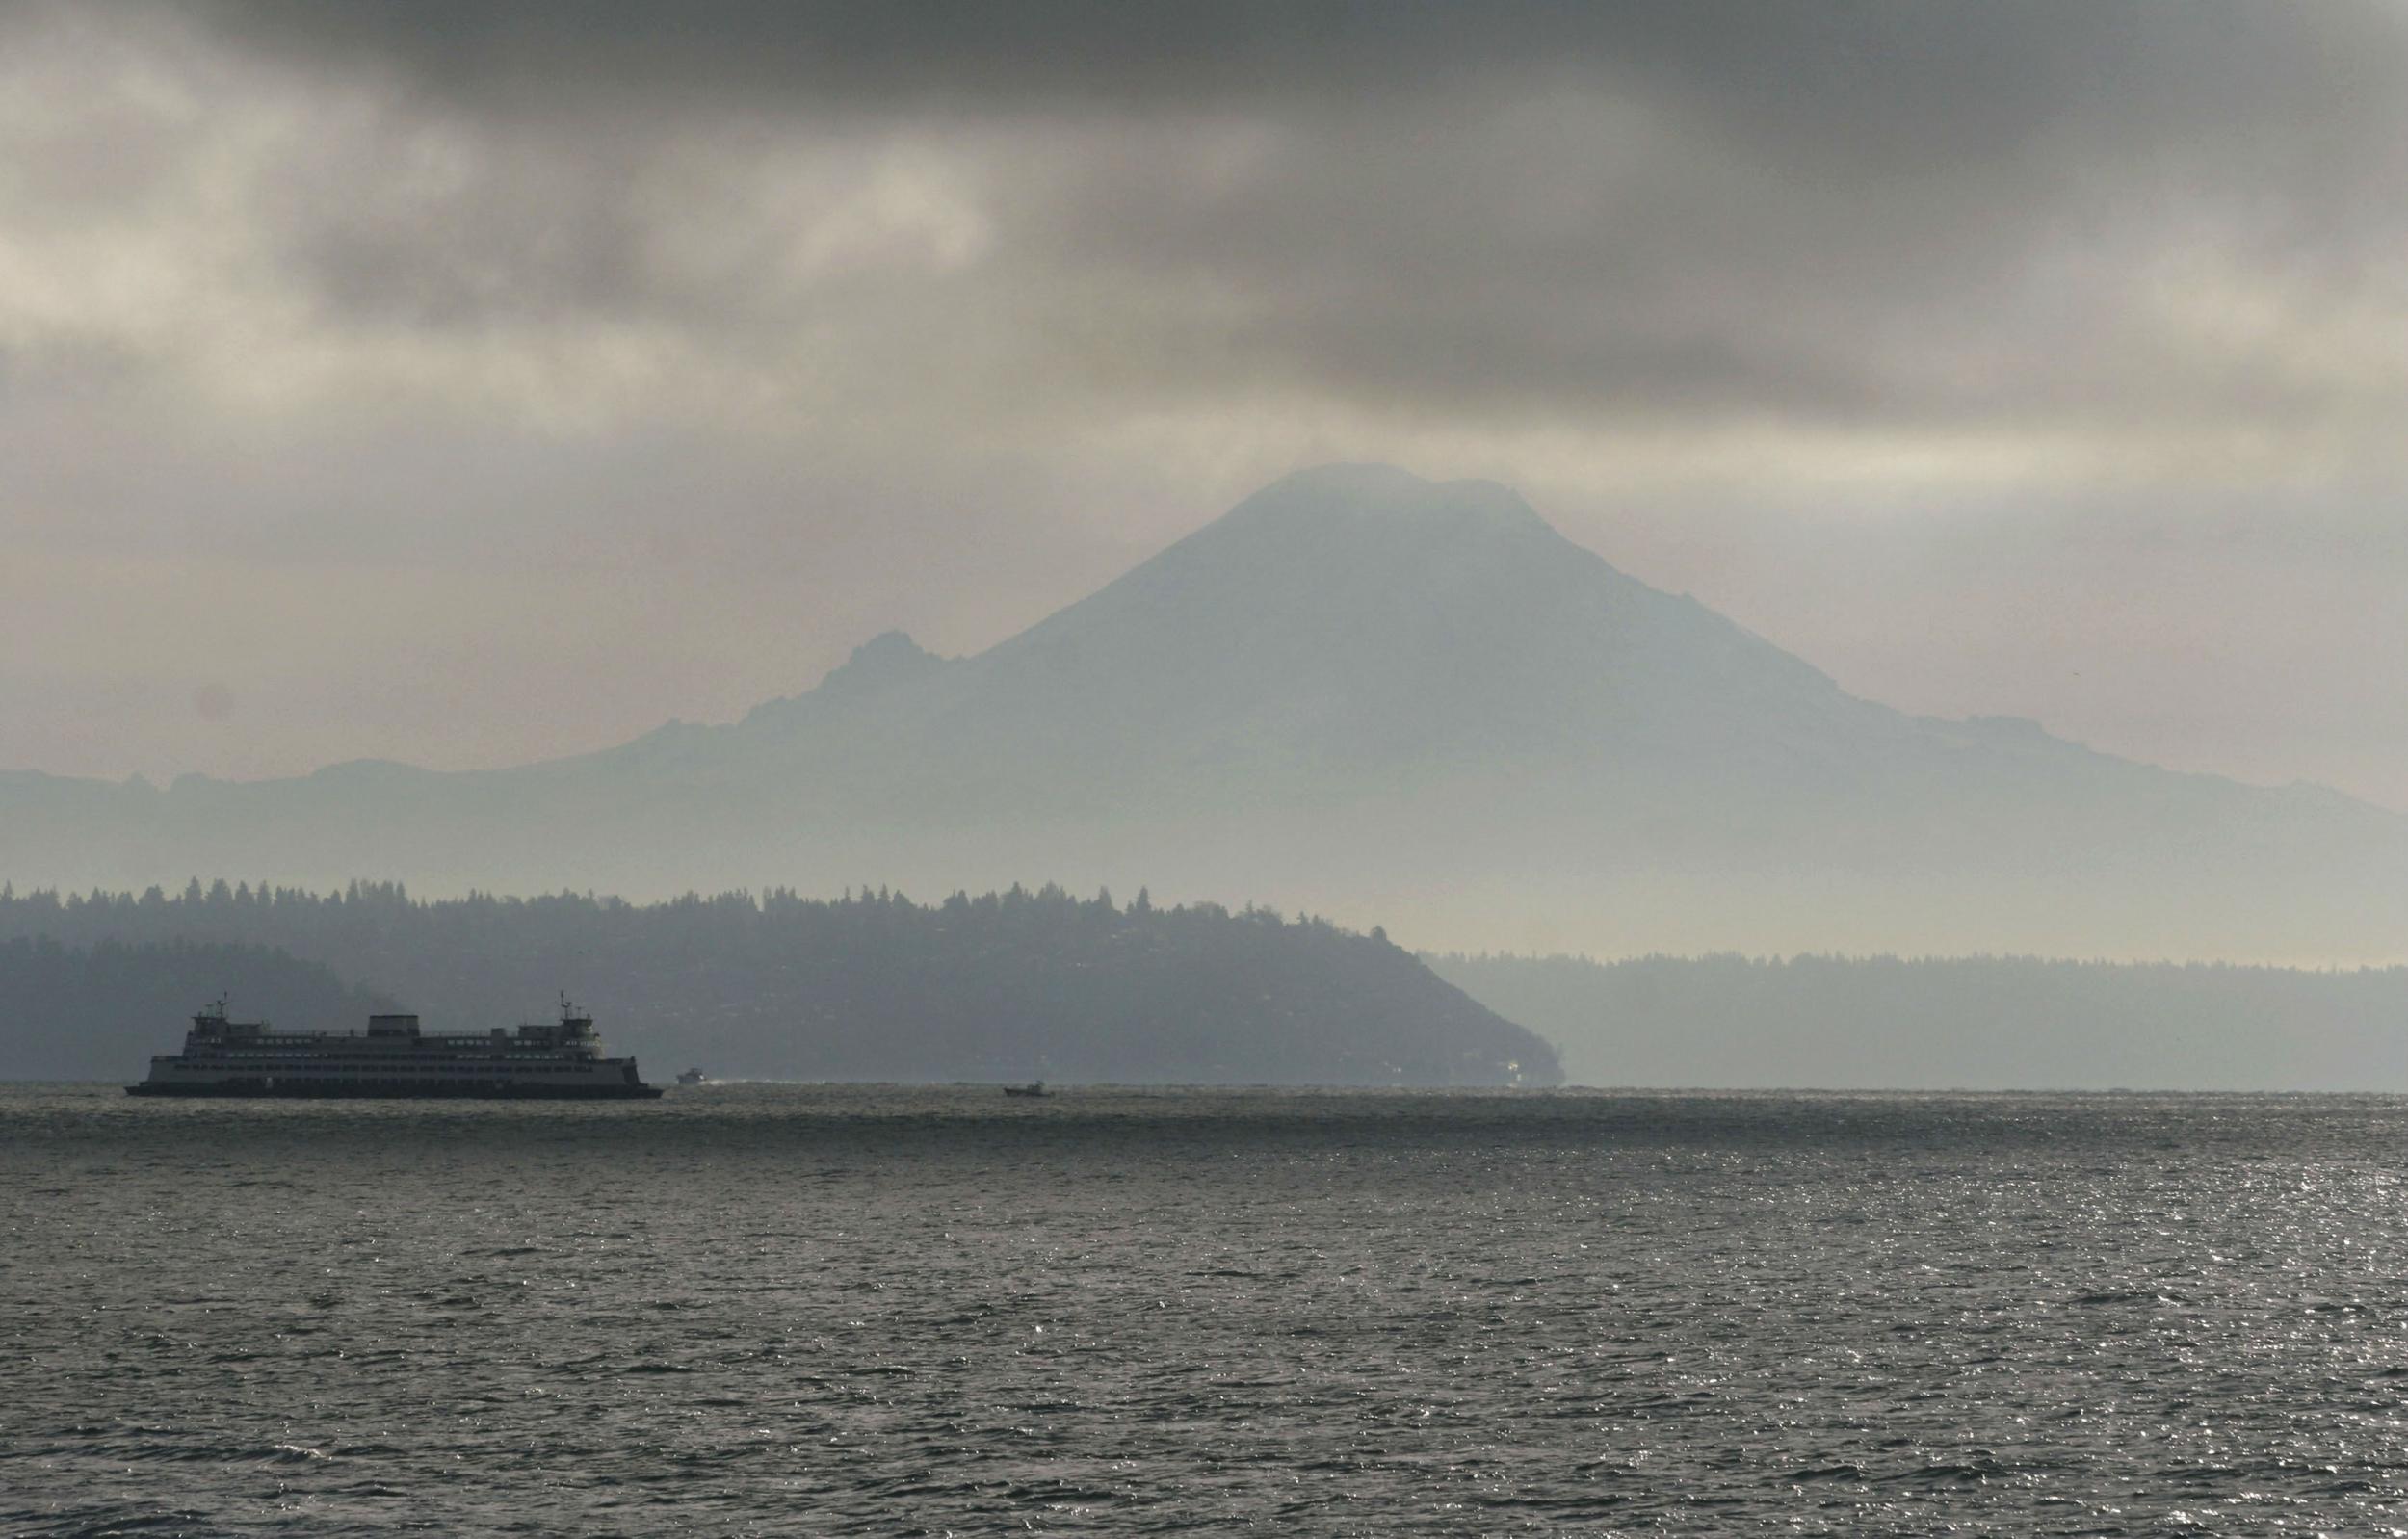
[6,466,2398,960]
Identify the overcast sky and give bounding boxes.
[5,1,2405,808]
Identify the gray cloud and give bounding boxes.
[3,1,2406,806]
[189,3,2395,142]
[134,0,2408,439]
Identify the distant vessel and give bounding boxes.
[126,996,663,1099]
[676,1067,709,1086]
[1003,1081,1049,1098]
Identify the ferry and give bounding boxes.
[126,996,663,1099]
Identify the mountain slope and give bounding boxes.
[2,464,2401,958]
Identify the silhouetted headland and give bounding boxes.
[0,880,1557,1086]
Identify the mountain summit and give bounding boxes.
[773,463,1869,796]
[3,465,2401,957]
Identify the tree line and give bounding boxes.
[0,880,1557,1085]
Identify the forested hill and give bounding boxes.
[0,881,1557,1086]
[1430,952,2408,1091]
[0,937,396,1081]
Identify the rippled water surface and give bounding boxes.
[8,1085,2408,1535]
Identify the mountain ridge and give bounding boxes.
[2,463,2400,959]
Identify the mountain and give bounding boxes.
[4,463,2403,958]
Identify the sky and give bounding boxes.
[4,1,2405,808]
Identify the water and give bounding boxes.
[7,1085,2408,1535]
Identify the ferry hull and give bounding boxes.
[126,1079,665,1099]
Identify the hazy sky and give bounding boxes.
[5,1,2405,807]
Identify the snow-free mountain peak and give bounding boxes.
[923,459,1862,781]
